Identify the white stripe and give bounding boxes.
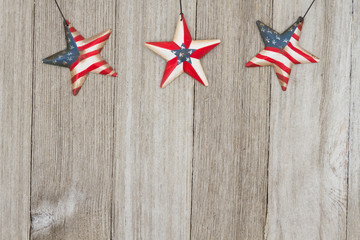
[79,41,107,55]
[290,25,302,44]
[71,55,102,75]
[261,50,293,68]
[68,24,81,38]
[272,64,290,78]
[250,58,272,67]
[77,31,110,48]
[173,16,184,47]
[91,63,112,75]
[294,27,301,37]
[72,75,87,90]
[290,37,298,44]
[189,39,220,50]
[285,44,319,64]
[68,26,85,45]
[161,63,184,88]
[145,44,176,61]
[189,58,209,86]
[83,42,107,54]
[285,45,312,64]
[71,31,81,39]
[251,57,290,78]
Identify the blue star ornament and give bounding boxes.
[246,17,319,91]
[171,43,196,65]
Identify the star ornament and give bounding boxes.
[246,17,319,91]
[43,20,117,96]
[145,15,220,88]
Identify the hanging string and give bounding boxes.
[179,0,183,21]
[302,0,316,19]
[54,0,68,25]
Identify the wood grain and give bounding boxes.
[31,0,116,239]
[112,1,196,239]
[1,0,360,239]
[348,1,360,239]
[191,1,272,239]
[0,0,33,239]
[266,1,352,239]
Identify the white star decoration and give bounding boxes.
[145,15,220,88]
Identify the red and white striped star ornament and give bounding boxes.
[43,1,117,96]
[43,21,117,96]
[246,0,319,91]
[145,14,220,88]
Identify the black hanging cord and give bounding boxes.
[54,0,68,25]
[180,0,183,21]
[303,0,316,19]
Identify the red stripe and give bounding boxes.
[181,15,192,48]
[161,58,178,88]
[191,42,220,59]
[70,59,80,71]
[256,54,291,74]
[74,35,85,42]
[298,23,303,31]
[287,42,317,63]
[281,51,300,65]
[183,61,206,86]
[71,60,107,83]
[70,50,101,71]
[245,61,260,67]
[264,47,300,64]
[293,34,299,41]
[77,33,110,51]
[276,73,289,85]
[79,50,101,60]
[73,87,81,96]
[99,67,114,76]
[276,73,289,91]
[69,27,77,33]
[146,41,180,51]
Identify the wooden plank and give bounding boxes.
[0,0,33,239]
[266,1,352,239]
[191,1,272,239]
[112,1,196,239]
[348,1,360,239]
[30,0,116,239]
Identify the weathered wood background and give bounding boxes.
[0,0,358,239]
